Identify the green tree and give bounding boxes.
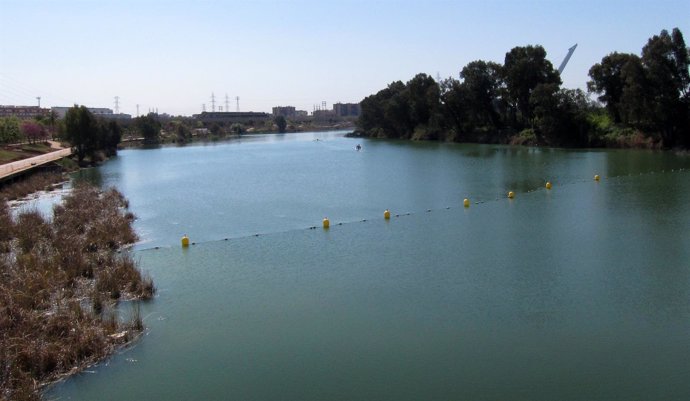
[587,52,641,123]
[503,45,561,125]
[459,60,503,128]
[230,123,243,135]
[439,77,469,137]
[99,120,122,156]
[641,28,690,146]
[135,113,161,144]
[382,81,412,138]
[209,122,222,137]
[530,84,591,146]
[175,122,192,143]
[62,105,98,164]
[589,28,690,148]
[358,80,408,138]
[406,73,440,132]
[274,115,287,133]
[618,58,649,125]
[47,110,58,138]
[0,117,21,144]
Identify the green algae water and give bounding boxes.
[51,132,690,400]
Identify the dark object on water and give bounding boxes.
[355,144,362,151]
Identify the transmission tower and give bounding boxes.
[225,94,230,112]
[202,104,206,112]
[36,96,41,107]
[114,96,120,114]
[211,92,216,112]
[236,96,240,112]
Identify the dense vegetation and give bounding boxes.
[0,185,154,401]
[356,28,690,149]
[60,106,122,164]
[0,172,66,201]
[0,117,53,146]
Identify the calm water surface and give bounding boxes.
[50,132,690,400]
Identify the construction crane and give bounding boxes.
[557,44,577,74]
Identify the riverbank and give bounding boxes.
[0,141,68,164]
[0,185,154,401]
[348,125,678,151]
[119,122,355,148]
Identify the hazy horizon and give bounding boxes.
[1,0,688,116]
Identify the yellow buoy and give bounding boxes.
[594,174,600,181]
[508,191,515,199]
[463,198,470,208]
[322,217,330,229]
[384,209,391,219]
[181,235,190,247]
[545,181,552,190]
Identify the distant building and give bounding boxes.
[0,105,51,119]
[192,111,270,124]
[51,106,131,120]
[272,106,296,118]
[333,103,360,118]
[312,109,333,119]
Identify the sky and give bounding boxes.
[1,0,688,116]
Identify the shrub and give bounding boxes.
[510,128,538,146]
[0,184,153,399]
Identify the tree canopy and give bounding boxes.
[135,113,162,144]
[274,115,287,133]
[588,28,690,147]
[502,45,561,124]
[61,105,123,164]
[0,117,21,144]
[357,28,690,149]
[62,105,99,164]
[20,121,48,144]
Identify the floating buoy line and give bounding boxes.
[134,167,688,252]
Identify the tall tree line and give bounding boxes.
[357,28,689,149]
[588,28,689,147]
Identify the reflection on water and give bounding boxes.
[48,133,690,400]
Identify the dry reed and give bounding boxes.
[0,184,154,401]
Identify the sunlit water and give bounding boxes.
[48,132,690,400]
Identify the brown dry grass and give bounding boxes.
[0,184,154,401]
[0,172,67,202]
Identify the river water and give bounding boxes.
[49,131,690,400]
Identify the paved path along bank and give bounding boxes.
[0,146,73,181]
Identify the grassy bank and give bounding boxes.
[0,185,154,401]
[0,143,56,164]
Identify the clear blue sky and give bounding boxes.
[1,0,688,116]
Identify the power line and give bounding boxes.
[0,72,73,106]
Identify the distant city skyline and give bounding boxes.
[1,0,688,116]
